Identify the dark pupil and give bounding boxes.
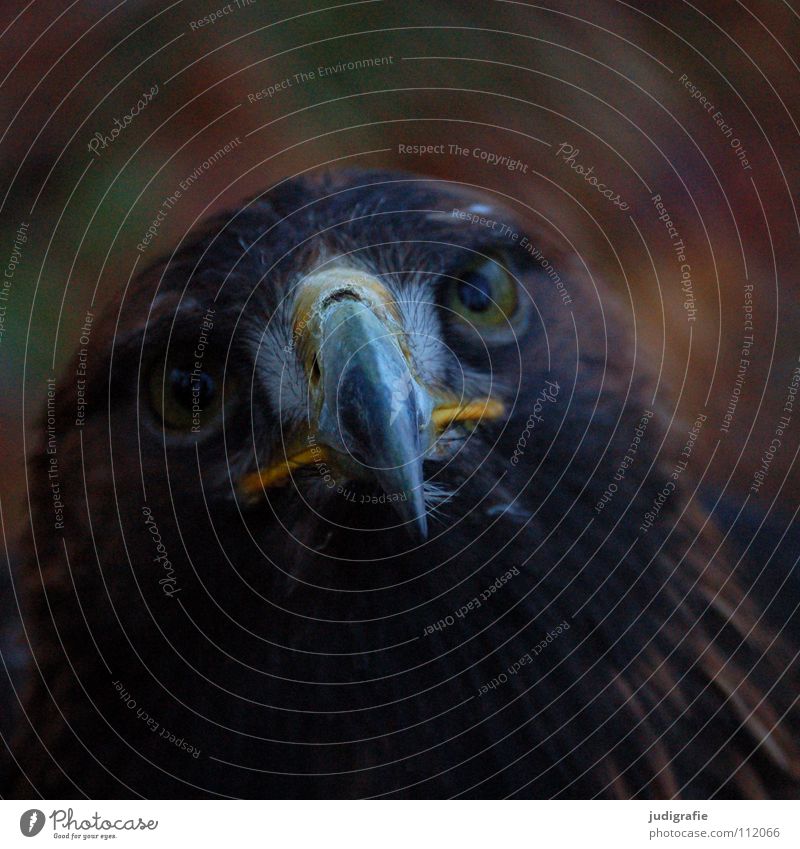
[169,367,215,410]
[457,269,493,312]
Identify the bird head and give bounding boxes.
[106,171,547,552]
[18,170,800,800]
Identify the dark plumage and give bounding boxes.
[3,170,798,798]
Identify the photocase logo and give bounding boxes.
[15,807,159,838]
[19,809,45,837]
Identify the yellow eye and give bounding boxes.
[448,254,518,326]
[149,360,225,432]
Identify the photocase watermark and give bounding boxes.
[87,85,158,157]
[398,142,529,173]
[422,567,520,636]
[595,409,654,514]
[74,309,94,427]
[282,311,310,357]
[510,380,560,466]
[114,679,200,759]
[554,143,630,210]
[19,809,45,837]
[136,137,242,252]
[450,210,573,306]
[0,221,29,347]
[639,412,707,533]
[679,73,753,170]
[189,307,216,432]
[141,506,180,596]
[651,193,696,322]
[189,0,255,30]
[451,207,501,230]
[336,486,409,505]
[749,356,800,496]
[477,620,570,696]
[304,432,339,491]
[22,805,158,835]
[719,283,754,434]
[247,55,394,102]
[45,378,65,531]
[521,242,573,307]
[303,432,410,504]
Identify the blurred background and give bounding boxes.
[1,0,798,539]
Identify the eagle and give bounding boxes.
[3,170,798,798]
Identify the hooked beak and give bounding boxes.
[240,267,505,540]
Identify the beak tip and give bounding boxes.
[401,486,429,542]
[412,511,429,542]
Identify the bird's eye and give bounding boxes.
[148,360,225,432]
[447,253,519,326]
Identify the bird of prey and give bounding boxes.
[3,170,798,798]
